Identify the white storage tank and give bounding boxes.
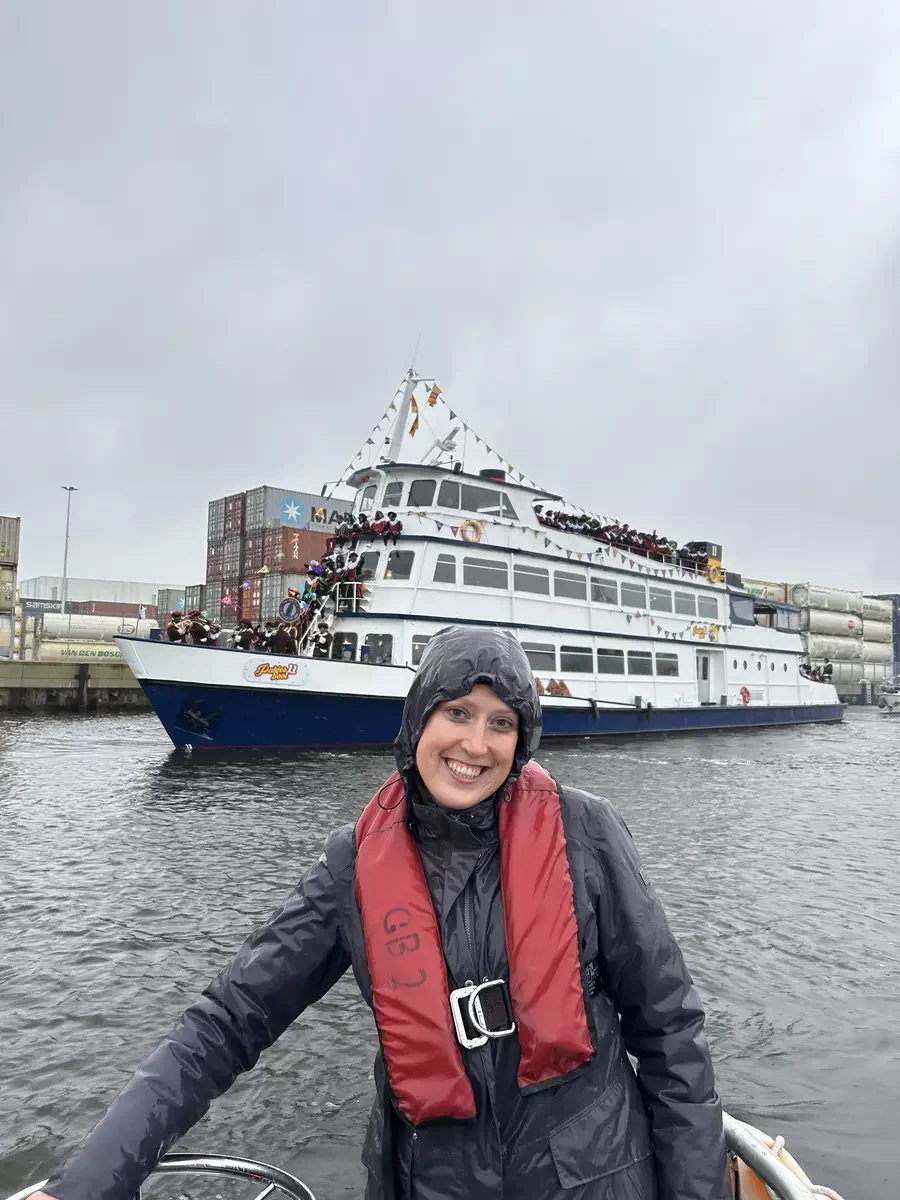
[862,641,893,663]
[790,584,863,615]
[863,596,894,620]
[40,614,157,642]
[801,609,863,638]
[36,641,123,662]
[804,634,862,661]
[862,618,893,644]
[741,578,788,602]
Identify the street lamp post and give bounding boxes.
[60,486,78,658]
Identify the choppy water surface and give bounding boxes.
[2,710,898,1199]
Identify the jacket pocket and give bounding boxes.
[549,1077,653,1190]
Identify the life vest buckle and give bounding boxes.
[449,979,517,1049]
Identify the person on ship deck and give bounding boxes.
[34,625,726,1200]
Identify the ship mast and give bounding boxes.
[382,369,421,463]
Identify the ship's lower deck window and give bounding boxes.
[514,563,550,594]
[358,551,380,579]
[332,632,358,661]
[555,570,587,600]
[650,587,673,613]
[674,591,696,616]
[411,634,432,665]
[385,550,415,580]
[621,582,647,608]
[698,595,719,618]
[591,578,618,604]
[360,484,377,510]
[597,648,625,674]
[463,556,509,589]
[560,645,593,672]
[433,553,456,584]
[628,651,653,676]
[362,634,393,664]
[521,642,556,671]
[656,653,679,677]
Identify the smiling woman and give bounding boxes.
[36,625,727,1200]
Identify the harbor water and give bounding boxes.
[2,710,898,1199]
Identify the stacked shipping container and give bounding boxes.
[184,585,206,613]
[205,486,349,625]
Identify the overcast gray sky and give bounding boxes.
[3,2,899,593]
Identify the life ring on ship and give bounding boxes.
[740,686,751,705]
[460,520,482,543]
[706,564,723,583]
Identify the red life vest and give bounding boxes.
[354,760,594,1125]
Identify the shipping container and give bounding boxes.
[223,493,245,538]
[206,540,224,582]
[0,516,21,566]
[205,580,223,624]
[740,577,788,603]
[220,578,241,621]
[73,600,156,618]
[790,584,863,615]
[259,527,330,574]
[208,497,226,542]
[184,584,207,612]
[242,531,265,573]
[156,588,187,618]
[36,640,123,662]
[223,535,242,576]
[260,573,308,620]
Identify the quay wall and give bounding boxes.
[0,661,149,713]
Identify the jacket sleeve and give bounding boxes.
[43,824,355,1200]
[591,802,728,1200]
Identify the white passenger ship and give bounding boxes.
[117,372,843,749]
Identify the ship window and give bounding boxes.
[621,582,647,608]
[382,481,404,508]
[412,634,432,665]
[460,483,504,517]
[332,632,358,661]
[408,479,436,507]
[770,662,775,671]
[357,551,380,579]
[437,480,460,509]
[733,658,738,669]
[521,642,556,671]
[501,494,519,520]
[674,591,696,617]
[463,556,509,589]
[628,651,653,676]
[362,633,393,664]
[650,587,673,613]
[743,660,747,670]
[591,578,617,604]
[554,570,587,601]
[783,662,788,672]
[560,645,593,673]
[361,485,377,511]
[656,653,679,677]
[597,648,625,674]
[514,563,550,595]
[698,595,719,619]
[433,553,456,584]
[385,550,415,581]
[757,660,763,671]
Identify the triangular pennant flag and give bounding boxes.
[388,400,396,411]
[576,552,582,560]
[629,559,635,568]
[449,409,456,419]
[435,521,443,531]
[656,624,662,633]
[664,630,669,637]
[463,423,469,432]
[409,414,419,437]
[450,526,460,537]
[544,537,551,547]
[410,396,418,413]
[427,384,441,407]
[626,614,632,623]
[365,437,374,446]
[612,549,618,559]
[566,549,572,559]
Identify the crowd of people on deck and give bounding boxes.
[534,504,712,570]
[800,658,833,682]
[162,510,405,660]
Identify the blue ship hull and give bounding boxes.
[141,680,846,750]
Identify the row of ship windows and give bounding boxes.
[361,477,520,521]
[330,630,681,676]
[369,549,720,618]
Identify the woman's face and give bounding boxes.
[415,685,519,810]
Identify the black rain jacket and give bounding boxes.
[45,625,728,1200]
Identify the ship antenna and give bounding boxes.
[410,332,422,372]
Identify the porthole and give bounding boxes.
[742,660,747,670]
[757,661,762,672]
[783,663,788,672]
[733,658,738,669]
[770,662,775,672]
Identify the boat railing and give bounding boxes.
[3,1115,846,1200]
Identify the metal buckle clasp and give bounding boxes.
[450,979,517,1049]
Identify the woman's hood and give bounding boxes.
[393,625,543,787]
